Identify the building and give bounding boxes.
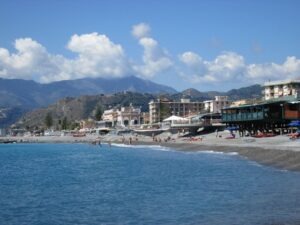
[222,99,300,134]
[102,104,141,127]
[263,79,300,100]
[203,96,230,113]
[149,98,204,124]
[117,105,141,127]
[79,119,95,129]
[230,98,262,107]
[230,99,247,107]
[141,112,150,124]
[102,109,118,126]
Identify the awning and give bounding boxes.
[163,115,188,122]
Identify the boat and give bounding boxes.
[0,140,17,144]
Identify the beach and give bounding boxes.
[1,131,300,172]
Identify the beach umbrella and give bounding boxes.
[287,120,300,127]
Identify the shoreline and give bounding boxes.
[1,133,300,172]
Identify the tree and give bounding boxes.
[95,106,103,121]
[44,112,53,129]
[61,117,68,130]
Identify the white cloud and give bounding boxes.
[179,51,300,85]
[0,38,64,81]
[179,52,203,67]
[66,33,131,79]
[0,33,132,83]
[133,37,173,78]
[132,23,173,78]
[132,23,150,39]
[0,23,299,87]
[247,56,300,82]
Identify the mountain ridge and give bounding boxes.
[0,76,177,109]
[0,76,263,127]
[14,85,263,129]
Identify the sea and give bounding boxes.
[0,143,300,225]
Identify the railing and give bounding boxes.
[222,112,264,122]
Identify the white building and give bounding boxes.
[203,96,230,113]
[263,80,300,100]
[117,105,141,127]
[102,108,118,125]
[102,104,141,127]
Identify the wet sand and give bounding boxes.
[1,132,300,172]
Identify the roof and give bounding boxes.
[263,79,300,87]
[163,115,188,121]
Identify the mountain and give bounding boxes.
[0,76,176,127]
[0,76,177,109]
[15,92,156,130]
[172,88,218,101]
[225,84,262,100]
[173,85,262,101]
[1,76,263,128]
[16,84,264,130]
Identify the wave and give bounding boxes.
[193,150,239,156]
[111,143,172,152]
[111,143,240,156]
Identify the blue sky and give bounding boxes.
[0,0,300,91]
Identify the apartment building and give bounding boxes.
[149,98,204,124]
[264,80,300,100]
[203,96,230,113]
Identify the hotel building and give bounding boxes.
[149,98,204,124]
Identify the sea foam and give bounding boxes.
[111,143,172,152]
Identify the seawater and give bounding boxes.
[0,143,300,225]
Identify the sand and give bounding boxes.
[1,131,300,172]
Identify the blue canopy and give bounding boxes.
[288,120,300,127]
[225,126,239,131]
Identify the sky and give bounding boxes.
[0,0,300,91]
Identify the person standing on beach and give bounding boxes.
[129,137,132,145]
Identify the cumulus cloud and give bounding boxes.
[179,51,300,85]
[0,23,300,86]
[132,24,173,78]
[0,24,172,82]
[132,23,151,39]
[66,33,131,79]
[0,38,65,81]
[0,33,131,83]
